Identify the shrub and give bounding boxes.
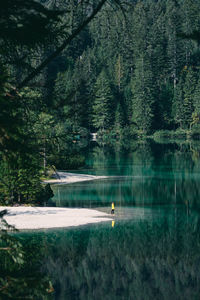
[53,154,85,170]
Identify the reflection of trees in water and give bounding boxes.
[90,141,153,176]
[151,142,200,209]
[52,141,200,209]
[0,215,53,300]
[43,214,200,300]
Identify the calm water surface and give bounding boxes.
[17,141,200,299]
[51,141,200,210]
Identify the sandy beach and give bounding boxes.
[43,171,108,184]
[0,207,112,230]
[0,172,112,230]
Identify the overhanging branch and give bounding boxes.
[16,0,108,90]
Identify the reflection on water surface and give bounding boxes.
[51,141,200,210]
[3,141,200,299]
[18,209,200,300]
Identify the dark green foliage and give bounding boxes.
[0,211,54,299]
[44,183,54,199]
[50,153,85,170]
[0,155,52,205]
[131,56,155,133]
[36,184,54,205]
[49,0,200,136]
[0,63,24,154]
[192,71,200,123]
[92,70,114,130]
[0,0,62,47]
[182,67,197,128]
[2,0,200,203]
[0,2,65,205]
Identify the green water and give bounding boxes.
[51,141,200,211]
[5,141,200,299]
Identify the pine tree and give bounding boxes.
[92,70,113,130]
[191,71,200,126]
[114,102,125,131]
[131,55,155,133]
[193,75,200,115]
[173,75,185,128]
[115,55,124,93]
[182,67,197,128]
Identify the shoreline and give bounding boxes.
[0,172,113,230]
[0,207,113,230]
[43,171,108,185]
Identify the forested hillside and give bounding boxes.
[51,0,200,135]
[1,0,200,204]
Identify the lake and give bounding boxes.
[7,140,200,299]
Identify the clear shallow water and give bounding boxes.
[12,141,200,299]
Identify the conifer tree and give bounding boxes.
[115,55,124,93]
[191,71,200,127]
[165,0,183,90]
[92,70,113,130]
[182,67,197,128]
[193,75,200,115]
[131,55,155,133]
[114,102,125,131]
[173,75,185,128]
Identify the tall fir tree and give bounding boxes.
[131,55,155,133]
[182,67,197,128]
[193,73,200,116]
[173,75,185,128]
[92,70,113,131]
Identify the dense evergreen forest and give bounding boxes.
[52,0,200,135]
[2,2,200,298]
[1,0,200,204]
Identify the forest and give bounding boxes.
[52,0,200,135]
[1,0,200,204]
[2,1,200,298]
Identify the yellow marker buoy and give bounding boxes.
[111,202,115,214]
[112,220,115,228]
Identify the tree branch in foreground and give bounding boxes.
[16,0,108,90]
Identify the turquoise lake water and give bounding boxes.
[13,141,200,299]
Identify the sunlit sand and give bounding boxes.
[43,172,108,184]
[0,207,112,230]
